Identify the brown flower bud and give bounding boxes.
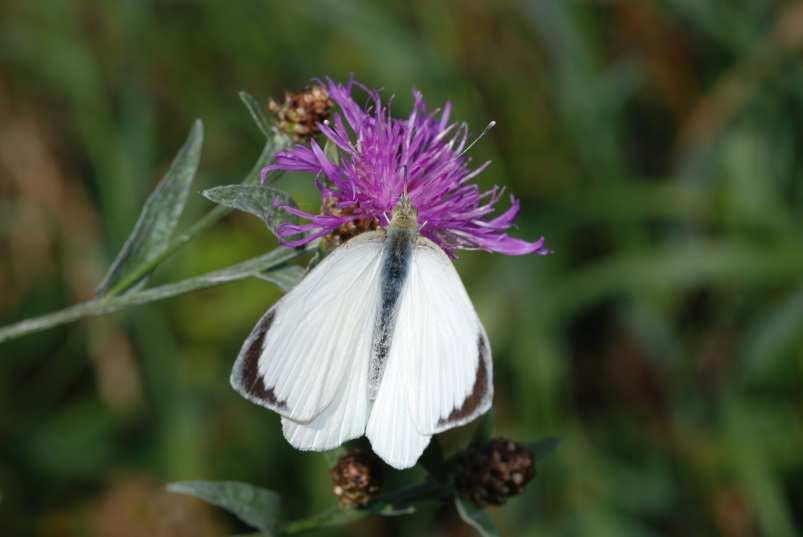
[320,195,380,250]
[330,448,383,508]
[455,438,535,507]
[268,85,333,142]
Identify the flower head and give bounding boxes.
[263,78,549,257]
[329,447,383,508]
[268,85,334,142]
[455,438,536,507]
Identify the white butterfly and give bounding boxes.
[230,195,492,469]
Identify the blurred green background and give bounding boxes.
[2,1,803,535]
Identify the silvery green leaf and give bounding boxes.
[255,264,306,292]
[97,120,203,296]
[526,437,560,461]
[167,480,280,531]
[240,91,272,139]
[202,185,297,236]
[455,497,499,537]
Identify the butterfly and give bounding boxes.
[230,194,492,469]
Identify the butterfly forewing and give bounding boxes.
[230,231,385,423]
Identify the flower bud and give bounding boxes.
[455,438,535,507]
[268,85,333,142]
[320,196,380,250]
[330,448,383,508]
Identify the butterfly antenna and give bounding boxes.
[459,120,496,157]
[401,165,409,199]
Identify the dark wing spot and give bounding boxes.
[238,309,288,410]
[437,335,489,427]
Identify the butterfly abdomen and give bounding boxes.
[368,221,416,399]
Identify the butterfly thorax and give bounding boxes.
[389,193,418,232]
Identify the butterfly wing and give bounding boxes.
[230,231,385,427]
[366,236,492,468]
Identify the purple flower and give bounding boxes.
[262,78,550,257]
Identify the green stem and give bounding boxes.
[0,245,311,344]
[278,480,450,535]
[279,506,363,535]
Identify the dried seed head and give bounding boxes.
[321,196,380,250]
[455,438,535,507]
[330,448,383,508]
[268,85,333,142]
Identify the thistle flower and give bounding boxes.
[262,78,549,257]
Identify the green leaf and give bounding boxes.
[255,264,306,292]
[202,185,297,236]
[240,91,272,138]
[97,120,204,296]
[526,437,560,462]
[167,480,280,532]
[455,497,500,537]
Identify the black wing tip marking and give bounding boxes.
[231,308,288,411]
[437,334,492,428]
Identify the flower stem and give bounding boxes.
[277,480,450,535]
[0,245,311,344]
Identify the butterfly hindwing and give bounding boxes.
[395,237,492,434]
[365,236,492,468]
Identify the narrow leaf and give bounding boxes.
[202,185,297,236]
[255,264,306,292]
[240,91,273,138]
[455,497,500,537]
[526,437,560,462]
[97,120,204,296]
[167,480,280,531]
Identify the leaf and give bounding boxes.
[167,480,280,532]
[455,497,500,537]
[526,437,560,462]
[202,184,297,236]
[240,91,272,138]
[97,120,204,296]
[255,264,306,292]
